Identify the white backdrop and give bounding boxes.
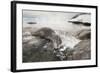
[0,0,99,73]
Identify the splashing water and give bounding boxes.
[55,30,81,51]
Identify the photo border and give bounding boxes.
[11,1,98,72]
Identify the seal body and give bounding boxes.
[32,27,62,49]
